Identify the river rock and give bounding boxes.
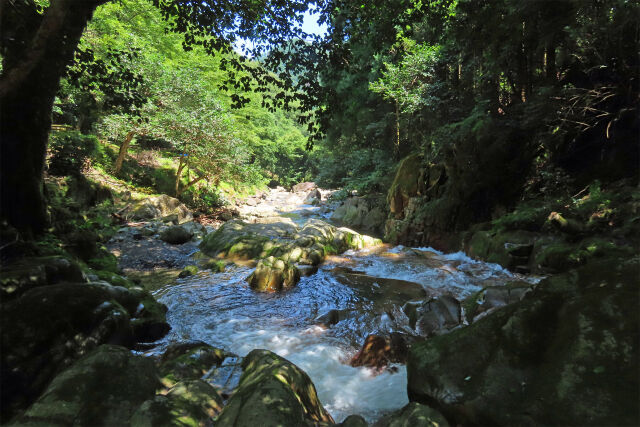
[407,257,640,426]
[160,224,194,244]
[373,402,449,427]
[131,380,224,426]
[130,194,193,223]
[0,255,86,301]
[159,341,230,387]
[215,349,334,426]
[413,295,462,337]
[304,188,322,204]
[332,195,387,235]
[14,345,160,426]
[350,333,410,370]
[292,182,317,193]
[248,256,300,292]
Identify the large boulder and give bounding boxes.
[304,188,322,204]
[0,282,168,420]
[407,257,640,426]
[159,224,194,244]
[0,255,86,301]
[248,256,300,292]
[199,219,296,261]
[130,195,192,223]
[200,218,381,266]
[13,345,160,426]
[216,349,334,426]
[159,341,230,387]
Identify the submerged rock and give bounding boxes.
[216,349,334,426]
[407,258,640,426]
[350,333,410,370]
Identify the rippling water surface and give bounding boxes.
[150,244,536,422]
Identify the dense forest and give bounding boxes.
[1,0,638,426]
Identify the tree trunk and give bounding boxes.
[175,156,186,197]
[114,131,135,174]
[395,100,400,158]
[0,0,107,235]
[176,175,207,197]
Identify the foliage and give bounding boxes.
[47,131,98,177]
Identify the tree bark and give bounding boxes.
[0,0,108,235]
[114,131,135,174]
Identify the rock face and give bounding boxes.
[216,349,334,426]
[407,258,640,426]
[331,194,387,235]
[387,153,424,219]
[14,345,160,426]
[130,194,193,223]
[373,402,449,427]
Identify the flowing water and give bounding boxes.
[147,239,537,423]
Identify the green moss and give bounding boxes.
[179,265,199,278]
[87,247,119,273]
[203,260,226,272]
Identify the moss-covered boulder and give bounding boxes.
[0,282,168,420]
[160,224,194,245]
[159,341,230,388]
[130,194,193,224]
[215,349,334,426]
[466,230,537,270]
[0,255,86,301]
[407,257,640,426]
[248,256,300,292]
[13,345,160,426]
[199,219,294,260]
[373,402,449,427]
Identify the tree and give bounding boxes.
[0,0,322,235]
[370,40,439,155]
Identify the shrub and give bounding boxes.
[47,131,98,176]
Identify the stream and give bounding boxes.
[129,188,540,423]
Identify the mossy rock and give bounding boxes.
[247,256,300,292]
[159,341,229,388]
[199,220,274,260]
[373,402,449,427]
[160,225,194,245]
[14,345,160,426]
[86,246,119,273]
[388,153,423,218]
[178,265,199,278]
[203,259,226,272]
[467,230,537,269]
[0,255,86,301]
[215,349,334,426]
[407,257,640,426]
[131,380,224,427]
[0,282,166,421]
